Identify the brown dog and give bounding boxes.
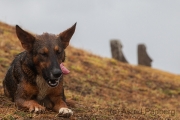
[3,23,76,118]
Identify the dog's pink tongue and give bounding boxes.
[60,63,70,75]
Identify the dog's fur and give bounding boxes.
[3,23,76,117]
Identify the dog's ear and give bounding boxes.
[59,23,76,49]
[16,25,35,51]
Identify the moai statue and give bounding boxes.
[138,44,152,67]
[110,39,128,63]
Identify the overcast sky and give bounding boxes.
[0,0,179,74]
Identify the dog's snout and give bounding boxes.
[52,68,62,78]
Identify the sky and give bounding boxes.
[0,0,179,74]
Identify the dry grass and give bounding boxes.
[0,21,180,120]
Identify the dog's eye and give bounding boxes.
[40,52,47,57]
[56,51,62,55]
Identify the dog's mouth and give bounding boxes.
[48,79,59,87]
[47,74,62,87]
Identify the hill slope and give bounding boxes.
[0,21,180,120]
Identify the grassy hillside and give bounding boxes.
[0,21,180,120]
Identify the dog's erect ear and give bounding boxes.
[16,25,35,51]
[59,23,76,49]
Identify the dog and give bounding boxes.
[3,23,76,118]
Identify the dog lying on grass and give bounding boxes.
[3,23,76,118]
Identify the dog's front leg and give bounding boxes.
[15,81,45,113]
[15,99,46,113]
[50,95,73,118]
[49,82,73,118]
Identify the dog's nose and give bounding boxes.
[52,68,62,78]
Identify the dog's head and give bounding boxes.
[15,23,76,87]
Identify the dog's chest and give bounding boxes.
[36,76,51,100]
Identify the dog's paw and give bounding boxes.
[58,108,73,118]
[29,104,45,113]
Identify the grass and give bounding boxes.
[0,21,180,119]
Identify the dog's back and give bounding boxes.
[3,51,36,101]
